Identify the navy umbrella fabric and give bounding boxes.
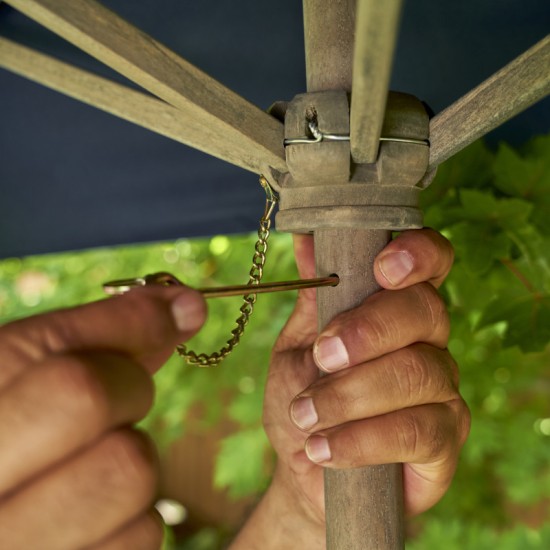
[0,0,548,258]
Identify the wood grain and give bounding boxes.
[5,0,286,175]
[350,0,402,164]
[315,227,404,550]
[0,38,283,174]
[429,34,550,168]
[302,0,356,91]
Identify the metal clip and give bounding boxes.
[259,175,279,219]
[284,119,430,147]
[103,272,180,295]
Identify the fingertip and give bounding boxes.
[375,229,454,289]
[292,234,316,280]
[305,435,332,464]
[376,250,414,288]
[170,289,207,335]
[313,336,350,372]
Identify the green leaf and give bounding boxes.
[228,389,264,426]
[457,189,533,229]
[493,138,550,233]
[450,221,511,275]
[507,225,550,292]
[480,291,550,352]
[214,427,270,498]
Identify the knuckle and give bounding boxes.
[338,428,366,468]
[393,348,429,404]
[123,293,173,348]
[33,314,79,355]
[446,238,455,267]
[317,374,357,423]
[45,354,109,422]
[349,295,401,352]
[425,422,449,460]
[450,398,472,447]
[446,353,461,388]
[412,284,450,340]
[397,410,449,461]
[395,345,461,403]
[397,412,421,457]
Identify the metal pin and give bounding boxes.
[103,272,339,298]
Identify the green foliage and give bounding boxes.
[1,134,549,547]
[214,427,271,498]
[409,135,550,545]
[408,520,550,550]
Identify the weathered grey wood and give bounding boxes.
[350,0,402,164]
[302,0,356,91]
[284,91,351,186]
[429,34,550,168]
[315,228,403,550]
[5,0,286,176]
[0,38,284,175]
[300,4,410,548]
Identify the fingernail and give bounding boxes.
[378,251,414,286]
[314,336,349,372]
[171,291,207,332]
[305,435,331,463]
[291,397,319,430]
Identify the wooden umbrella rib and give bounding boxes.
[429,34,550,169]
[350,0,403,164]
[0,38,281,174]
[5,0,286,174]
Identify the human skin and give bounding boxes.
[0,229,469,549]
[0,286,207,549]
[232,229,470,549]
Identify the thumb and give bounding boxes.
[273,234,318,353]
[0,286,207,385]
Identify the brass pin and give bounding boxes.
[103,272,339,298]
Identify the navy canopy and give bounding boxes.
[0,0,548,258]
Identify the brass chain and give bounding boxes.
[176,176,278,367]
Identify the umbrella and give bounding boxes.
[0,0,548,258]
[1,1,548,548]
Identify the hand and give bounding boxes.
[233,229,470,548]
[0,286,206,549]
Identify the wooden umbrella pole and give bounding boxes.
[278,87,430,549]
[276,3,427,548]
[316,227,401,549]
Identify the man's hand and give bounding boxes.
[233,229,470,548]
[0,287,206,549]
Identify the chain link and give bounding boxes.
[176,176,278,367]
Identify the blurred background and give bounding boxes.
[1,0,549,547]
[1,136,549,548]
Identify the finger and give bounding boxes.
[303,401,470,514]
[89,510,164,550]
[374,228,454,289]
[264,235,320,458]
[313,283,450,373]
[0,285,207,388]
[0,429,158,550]
[290,344,459,433]
[273,235,318,353]
[0,351,153,496]
[267,234,318,419]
